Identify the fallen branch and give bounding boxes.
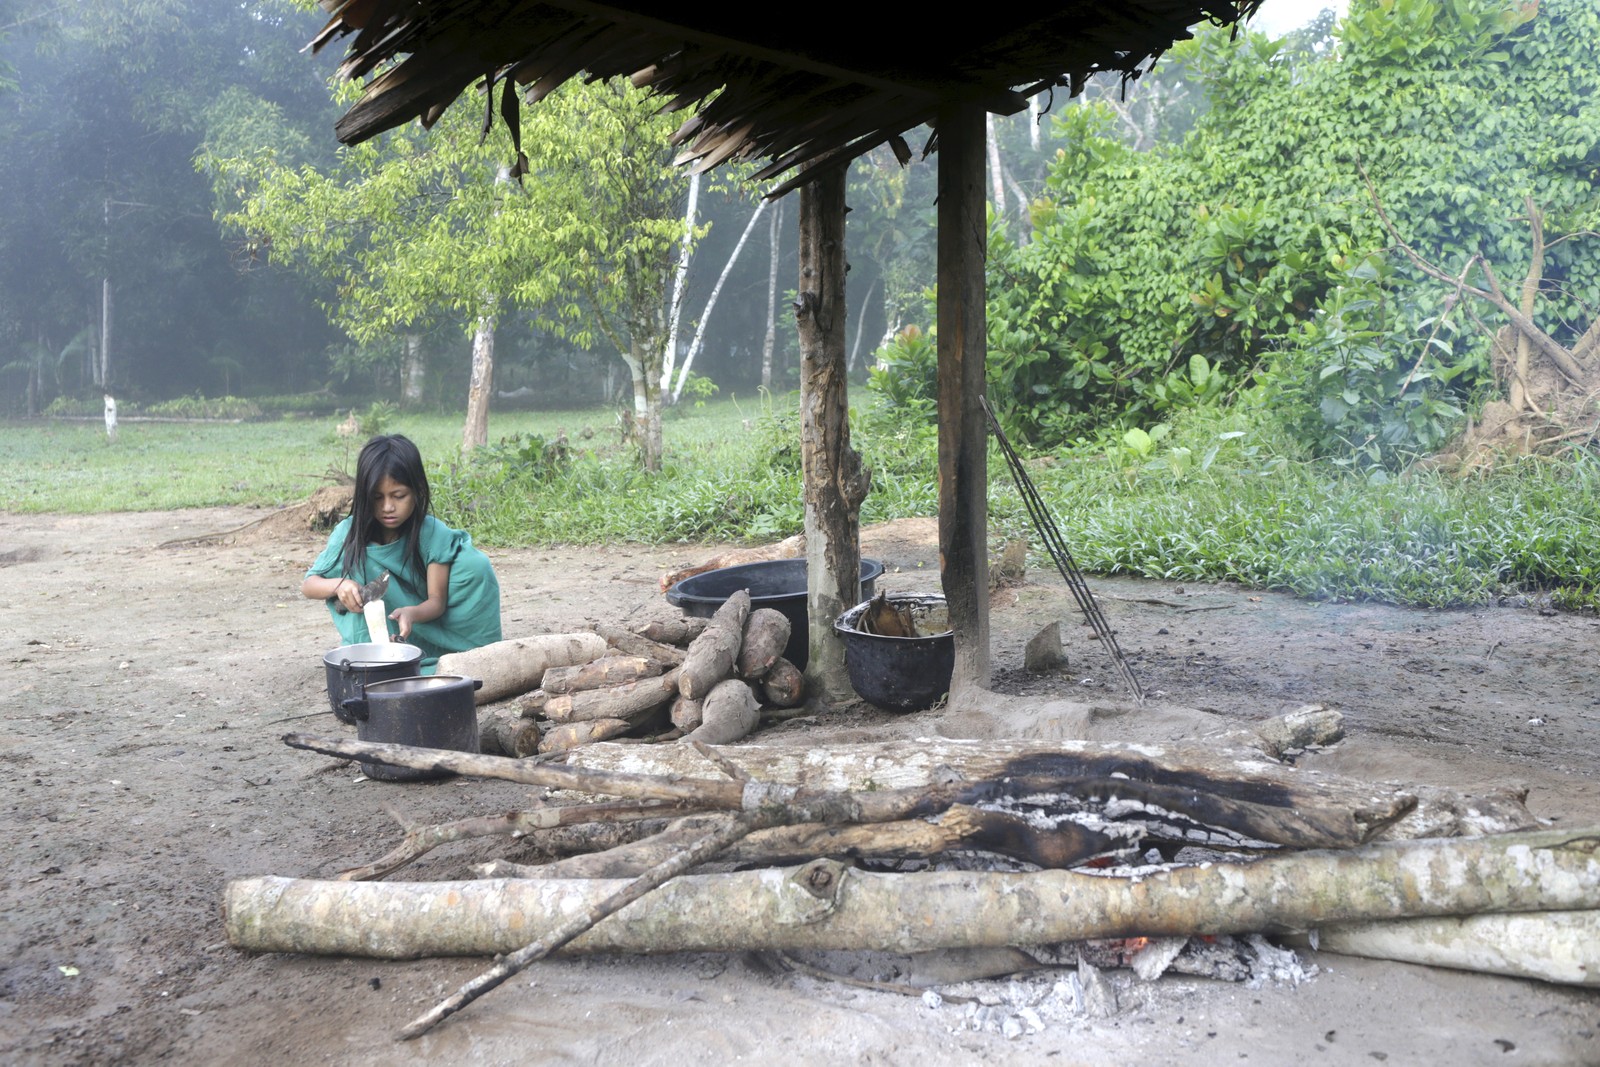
[336,801,691,882]
[399,812,765,1039]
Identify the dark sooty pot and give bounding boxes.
[338,674,482,782]
[666,557,885,670]
[323,641,424,722]
[834,593,954,713]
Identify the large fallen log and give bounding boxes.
[564,737,1535,842]
[285,733,1373,853]
[437,633,606,705]
[225,827,1600,959]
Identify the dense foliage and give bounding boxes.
[975,0,1600,462]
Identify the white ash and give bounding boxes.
[976,789,1279,851]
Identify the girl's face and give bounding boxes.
[371,475,416,540]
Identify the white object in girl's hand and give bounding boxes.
[362,599,391,643]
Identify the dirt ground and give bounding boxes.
[2,505,1598,1066]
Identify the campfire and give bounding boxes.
[227,625,1600,1042]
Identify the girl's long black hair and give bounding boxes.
[341,434,431,598]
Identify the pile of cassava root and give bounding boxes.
[471,590,802,757]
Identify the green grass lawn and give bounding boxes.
[6,400,1599,610]
[0,408,634,513]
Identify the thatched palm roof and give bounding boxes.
[312,0,1262,190]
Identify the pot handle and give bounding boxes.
[337,695,369,724]
[472,679,483,691]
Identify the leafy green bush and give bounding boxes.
[43,394,264,419]
[1252,262,1480,467]
[254,392,343,416]
[986,0,1600,459]
[144,395,263,420]
[866,324,938,418]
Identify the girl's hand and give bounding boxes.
[334,579,365,614]
[389,605,417,639]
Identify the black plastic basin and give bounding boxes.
[666,557,885,670]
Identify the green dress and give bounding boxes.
[307,515,502,670]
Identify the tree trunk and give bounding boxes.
[462,314,495,451]
[936,104,991,691]
[673,198,768,402]
[224,827,1600,959]
[624,344,663,472]
[847,276,879,372]
[796,164,870,702]
[99,276,112,388]
[761,200,783,391]
[985,113,1006,222]
[1511,198,1544,412]
[660,172,699,396]
[401,333,424,405]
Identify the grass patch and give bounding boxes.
[0,409,622,513]
[6,397,1600,610]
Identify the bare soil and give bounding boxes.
[2,506,1597,1066]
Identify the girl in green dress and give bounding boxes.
[303,434,501,669]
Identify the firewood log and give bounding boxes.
[544,669,680,724]
[678,590,750,699]
[436,633,607,704]
[1312,910,1600,986]
[592,623,686,666]
[487,805,1123,880]
[670,694,703,732]
[478,707,541,758]
[542,656,662,695]
[681,678,759,744]
[537,718,631,754]
[758,657,804,707]
[736,608,790,679]
[629,616,708,647]
[516,689,548,721]
[225,827,1600,961]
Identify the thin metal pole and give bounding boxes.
[981,397,1144,704]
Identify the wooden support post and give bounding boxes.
[936,104,991,690]
[796,164,869,701]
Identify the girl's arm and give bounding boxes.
[389,562,450,639]
[304,575,365,614]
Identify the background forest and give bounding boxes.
[2,0,1598,475]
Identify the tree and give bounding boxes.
[214,75,696,464]
[514,79,703,469]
